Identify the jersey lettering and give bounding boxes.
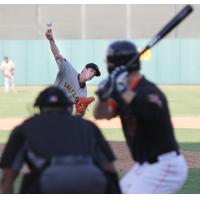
[64,82,79,101]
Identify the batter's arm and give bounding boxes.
[123,90,162,122]
[93,100,115,120]
[45,29,63,65]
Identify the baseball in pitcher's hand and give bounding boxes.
[45,29,54,41]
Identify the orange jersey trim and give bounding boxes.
[107,98,118,117]
[129,76,142,91]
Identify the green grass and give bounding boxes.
[175,129,200,151]
[1,85,200,118]
[179,169,200,194]
[159,85,200,117]
[1,128,200,152]
[101,128,200,152]
[0,87,44,118]
[0,130,11,143]
[101,128,125,141]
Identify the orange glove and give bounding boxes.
[75,96,95,114]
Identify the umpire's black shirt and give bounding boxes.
[0,111,115,171]
[112,76,179,164]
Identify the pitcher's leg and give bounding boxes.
[10,75,15,90]
[4,77,9,92]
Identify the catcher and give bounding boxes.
[0,87,121,194]
[45,28,100,116]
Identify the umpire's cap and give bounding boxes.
[106,40,140,73]
[85,63,101,76]
[34,86,73,108]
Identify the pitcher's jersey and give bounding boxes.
[54,58,87,103]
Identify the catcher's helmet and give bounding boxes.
[106,40,140,73]
[34,87,72,110]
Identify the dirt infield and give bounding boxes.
[109,142,200,172]
[1,116,200,130]
[0,142,199,172]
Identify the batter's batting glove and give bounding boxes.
[96,76,114,101]
[111,66,128,94]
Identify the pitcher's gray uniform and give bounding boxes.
[46,29,100,116]
[54,58,87,103]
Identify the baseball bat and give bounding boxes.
[126,4,193,68]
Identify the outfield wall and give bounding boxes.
[0,39,200,85]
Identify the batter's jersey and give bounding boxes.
[54,58,87,103]
[110,76,179,163]
[0,111,115,172]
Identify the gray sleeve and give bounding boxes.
[58,57,76,74]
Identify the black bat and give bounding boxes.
[126,4,193,68]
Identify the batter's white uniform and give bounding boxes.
[0,60,15,92]
[120,151,188,194]
[54,58,87,104]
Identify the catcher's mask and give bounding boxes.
[34,87,73,113]
[106,40,140,74]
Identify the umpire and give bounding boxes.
[0,86,120,194]
[94,40,188,193]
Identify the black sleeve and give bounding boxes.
[90,123,115,164]
[129,88,164,122]
[88,123,121,194]
[0,125,25,171]
[103,171,121,194]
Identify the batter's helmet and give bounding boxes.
[34,87,73,110]
[106,40,140,73]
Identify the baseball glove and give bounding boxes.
[75,96,95,113]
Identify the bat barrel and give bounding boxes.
[126,4,193,69]
[158,5,193,41]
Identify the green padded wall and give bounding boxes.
[0,39,199,85]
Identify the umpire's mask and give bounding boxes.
[34,87,73,113]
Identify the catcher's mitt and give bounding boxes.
[75,96,95,113]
